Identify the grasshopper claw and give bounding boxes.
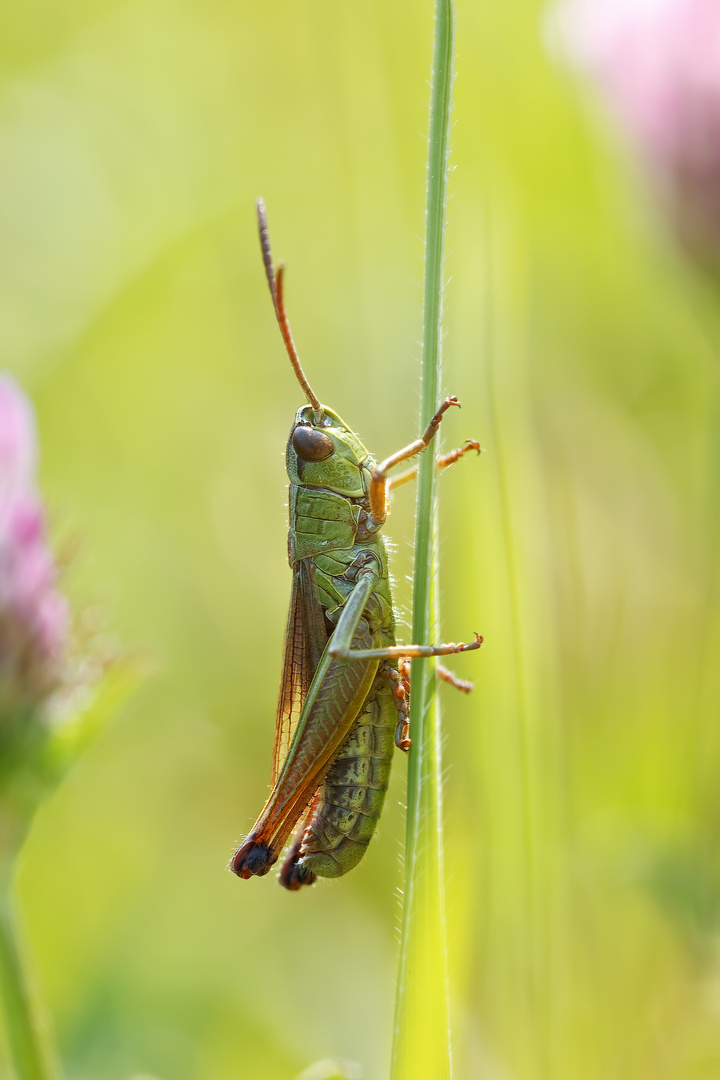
[280,860,317,891]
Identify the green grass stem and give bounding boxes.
[390,0,455,1076]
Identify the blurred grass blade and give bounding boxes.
[293,1060,362,1080]
[0,888,53,1080]
[390,0,455,1076]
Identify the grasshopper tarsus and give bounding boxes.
[420,394,461,443]
[436,663,474,693]
[280,859,316,891]
[278,831,317,890]
[437,438,482,470]
[395,719,411,753]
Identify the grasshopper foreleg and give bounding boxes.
[368,396,461,526]
[389,438,482,492]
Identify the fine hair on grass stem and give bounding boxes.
[390,0,456,1077]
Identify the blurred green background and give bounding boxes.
[2,0,720,1077]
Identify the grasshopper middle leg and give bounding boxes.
[330,631,483,663]
[383,654,476,753]
[383,657,412,751]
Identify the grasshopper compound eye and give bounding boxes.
[292,424,334,461]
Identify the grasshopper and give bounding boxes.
[231,200,481,890]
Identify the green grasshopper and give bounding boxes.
[231,200,481,890]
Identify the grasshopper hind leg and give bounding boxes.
[279,798,320,890]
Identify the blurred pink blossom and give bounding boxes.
[555,0,720,260]
[0,376,67,713]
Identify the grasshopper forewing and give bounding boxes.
[231,200,482,890]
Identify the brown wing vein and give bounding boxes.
[271,559,328,786]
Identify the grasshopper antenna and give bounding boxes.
[256,198,322,417]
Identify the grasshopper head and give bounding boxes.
[286,405,373,498]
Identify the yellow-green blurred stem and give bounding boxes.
[0,888,52,1080]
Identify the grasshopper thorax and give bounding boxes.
[286,404,374,499]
